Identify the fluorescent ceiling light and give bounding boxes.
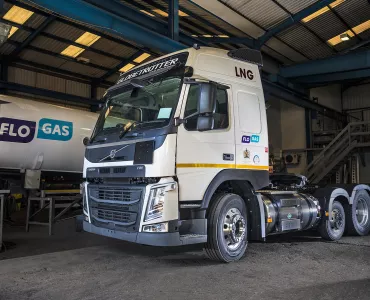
[329,0,345,8]
[133,53,151,63]
[3,5,34,24]
[302,7,329,23]
[178,10,189,17]
[218,34,229,38]
[327,30,354,46]
[8,26,18,38]
[140,10,155,17]
[327,19,370,46]
[61,45,85,58]
[3,5,34,38]
[75,32,100,47]
[202,35,213,37]
[352,20,370,34]
[302,0,346,23]
[340,33,350,41]
[119,63,135,73]
[152,9,189,17]
[61,31,100,58]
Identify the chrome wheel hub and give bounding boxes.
[356,198,369,227]
[223,208,246,251]
[331,208,344,232]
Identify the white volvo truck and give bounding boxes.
[81,47,370,262]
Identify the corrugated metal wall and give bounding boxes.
[97,87,107,100]
[343,83,370,121]
[8,67,92,98]
[343,83,370,110]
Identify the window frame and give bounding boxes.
[183,82,230,132]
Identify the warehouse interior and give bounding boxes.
[0,0,369,299]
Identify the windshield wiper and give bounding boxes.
[119,122,138,139]
[119,120,166,139]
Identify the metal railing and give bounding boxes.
[305,121,370,184]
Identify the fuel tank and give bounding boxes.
[260,191,321,234]
[0,95,98,173]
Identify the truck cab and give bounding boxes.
[82,47,370,262]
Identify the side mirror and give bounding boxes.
[198,83,217,114]
[83,137,90,146]
[197,116,214,132]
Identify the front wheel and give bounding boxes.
[204,193,248,262]
[319,200,345,241]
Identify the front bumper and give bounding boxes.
[83,220,207,246]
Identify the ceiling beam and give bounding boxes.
[168,0,179,41]
[10,15,56,58]
[24,0,186,53]
[83,0,202,48]
[280,48,370,78]
[1,18,130,61]
[98,50,144,82]
[6,40,111,72]
[0,80,101,106]
[9,0,158,56]
[262,79,346,122]
[197,0,336,47]
[293,68,370,86]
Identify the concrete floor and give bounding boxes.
[0,219,369,300]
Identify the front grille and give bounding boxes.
[113,167,126,173]
[92,208,136,225]
[87,184,145,232]
[99,168,110,174]
[89,186,142,203]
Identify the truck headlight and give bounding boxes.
[144,183,176,222]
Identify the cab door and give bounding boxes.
[176,82,235,202]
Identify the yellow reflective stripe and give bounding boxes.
[176,163,235,168]
[236,165,269,170]
[176,163,269,171]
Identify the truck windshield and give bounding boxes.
[92,71,183,141]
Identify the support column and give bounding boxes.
[0,62,8,95]
[168,0,179,41]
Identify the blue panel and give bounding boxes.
[294,68,370,85]
[281,49,370,78]
[27,0,186,53]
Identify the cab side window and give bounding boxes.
[184,85,229,131]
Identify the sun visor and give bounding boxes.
[228,48,263,67]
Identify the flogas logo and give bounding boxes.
[0,117,73,143]
[242,135,260,144]
[37,118,73,141]
[0,117,36,143]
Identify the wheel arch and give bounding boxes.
[202,169,269,241]
[349,184,370,205]
[314,187,350,220]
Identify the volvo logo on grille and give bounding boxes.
[99,145,129,162]
[110,149,117,159]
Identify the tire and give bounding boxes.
[75,215,84,232]
[345,190,370,236]
[204,193,248,262]
[319,200,345,241]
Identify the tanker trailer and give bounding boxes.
[0,94,98,190]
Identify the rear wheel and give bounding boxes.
[204,193,248,262]
[346,190,370,236]
[319,200,345,241]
